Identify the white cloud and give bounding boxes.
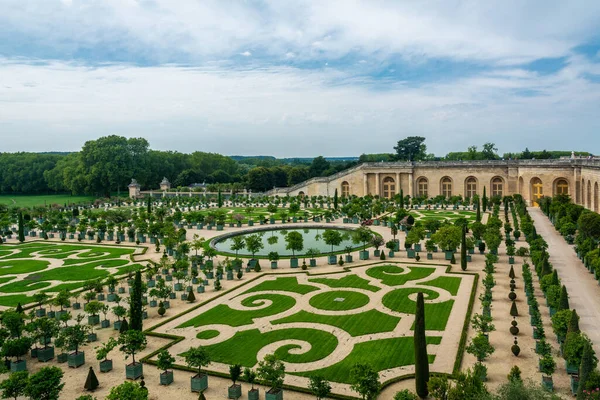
[240,51,252,57]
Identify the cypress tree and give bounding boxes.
[460,226,467,271]
[558,285,570,311]
[400,189,404,209]
[147,196,152,215]
[568,309,580,334]
[333,188,338,210]
[482,187,488,212]
[578,341,595,397]
[217,190,223,208]
[551,269,559,286]
[476,199,481,222]
[17,212,25,243]
[129,270,143,331]
[414,292,429,398]
[119,318,129,333]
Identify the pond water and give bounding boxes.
[212,227,359,257]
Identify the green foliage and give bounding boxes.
[106,381,148,400]
[309,375,332,400]
[118,330,147,365]
[184,346,211,375]
[257,354,286,390]
[466,333,495,362]
[394,136,428,161]
[95,337,118,361]
[495,379,561,400]
[394,389,418,400]
[25,366,64,400]
[578,341,597,397]
[0,370,28,400]
[284,231,304,256]
[350,363,381,400]
[414,292,429,398]
[431,226,462,251]
[507,366,522,383]
[156,349,175,372]
[129,269,143,331]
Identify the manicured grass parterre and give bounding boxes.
[199,328,339,367]
[309,274,381,292]
[178,293,297,328]
[0,242,145,307]
[309,290,370,311]
[382,288,454,330]
[272,309,400,337]
[366,265,435,286]
[168,262,470,386]
[0,194,95,208]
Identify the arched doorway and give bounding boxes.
[588,181,592,209]
[341,182,350,197]
[382,177,396,199]
[441,177,452,198]
[531,178,543,207]
[417,177,428,198]
[465,177,477,199]
[518,176,525,196]
[554,179,569,196]
[595,182,599,213]
[581,178,585,206]
[491,177,504,197]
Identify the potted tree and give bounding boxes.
[257,354,285,400]
[268,252,280,269]
[228,364,242,399]
[386,240,396,258]
[507,244,516,265]
[425,239,435,260]
[539,354,556,391]
[96,337,117,373]
[30,316,59,362]
[112,305,127,331]
[63,314,89,368]
[185,346,211,393]
[243,367,259,400]
[85,300,102,327]
[353,227,372,260]
[323,230,342,265]
[371,235,385,257]
[4,337,32,372]
[285,231,304,268]
[157,349,175,385]
[432,225,462,261]
[33,292,49,317]
[119,330,147,380]
[343,246,353,263]
[305,248,319,267]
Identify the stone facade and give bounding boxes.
[269,159,600,210]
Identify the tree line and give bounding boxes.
[0,136,356,196]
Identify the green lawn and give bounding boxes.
[272,309,400,337]
[309,274,381,292]
[0,260,50,276]
[309,290,370,311]
[243,277,319,296]
[0,194,96,208]
[199,328,338,367]
[178,293,297,328]
[197,330,220,340]
[366,265,435,286]
[295,336,442,384]
[418,276,462,296]
[382,288,454,330]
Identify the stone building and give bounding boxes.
[127,179,141,198]
[160,177,171,191]
[269,159,600,210]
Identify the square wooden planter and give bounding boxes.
[10,360,27,372]
[228,384,242,399]
[248,389,260,400]
[57,353,68,363]
[37,346,54,362]
[126,362,143,380]
[160,370,174,385]
[359,250,369,260]
[68,351,85,368]
[101,319,111,328]
[328,255,337,265]
[100,359,113,372]
[191,374,208,392]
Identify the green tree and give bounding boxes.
[481,143,498,160]
[482,186,488,212]
[118,330,147,366]
[578,340,597,397]
[0,370,28,400]
[350,364,381,400]
[257,354,285,393]
[309,156,330,177]
[394,136,427,161]
[156,349,175,374]
[466,333,495,362]
[414,292,429,398]
[323,229,343,254]
[184,346,211,377]
[25,366,64,400]
[129,270,143,331]
[460,226,467,271]
[558,285,569,311]
[17,212,24,243]
[106,381,148,400]
[285,231,304,257]
[245,234,264,259]
[333,189,339,210]
[309,375,331,400]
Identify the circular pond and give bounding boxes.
[211,226,361,257]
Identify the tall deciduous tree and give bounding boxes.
[414,292,429,398]
[394,137,427,161]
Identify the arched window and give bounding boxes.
[532,178,543,206]
[417,178,428,198]
[595,182,599,213]
[341,182,350,197]
[588,181,592,209]
[491,177,504,197]
[382,177,396,199]
[465,177,477,198]
[555,179,569,196]
[441,177,452,198]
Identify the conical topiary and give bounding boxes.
[510,301,519,317]
[509,278,516,291]
[15,303,23,314]
[558,285,570,311]
[551,269,559,286]
[119,318,129,333]
[509,265,515,279]
[84,366,99,391]
[568,309,580,334]
[187,289,196,303]
[511,337,520,356]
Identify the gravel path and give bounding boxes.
[530,207,600,356]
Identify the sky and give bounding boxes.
[1,0,600,157]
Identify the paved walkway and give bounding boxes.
[530,207,600,354]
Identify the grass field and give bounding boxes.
[171,262,467,385]
[0,194,96,208]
